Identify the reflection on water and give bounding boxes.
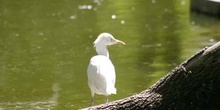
[0,0,219,109]
[0,83,59,109]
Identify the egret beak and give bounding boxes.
[116,39,126,45]
[108,38,126,46]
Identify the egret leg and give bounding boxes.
[105,96,108,103]
[90,92,95,106]
[90,97,94,106]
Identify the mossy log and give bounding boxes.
[82,42,220,110]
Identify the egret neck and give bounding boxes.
[94,42,109,58]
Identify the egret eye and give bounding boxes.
[111,38,114,42]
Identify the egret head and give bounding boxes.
[93,33,125,47]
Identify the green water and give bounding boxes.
[0,0,219,109]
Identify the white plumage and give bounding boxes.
[87,33,125,106]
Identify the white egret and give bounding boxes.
[87,33,125,106]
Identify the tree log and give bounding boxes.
[82,42,220,110]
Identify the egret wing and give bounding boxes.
[87,55,116,95]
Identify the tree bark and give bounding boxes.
[82,42,220,110]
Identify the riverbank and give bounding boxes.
[191,0,220,16]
